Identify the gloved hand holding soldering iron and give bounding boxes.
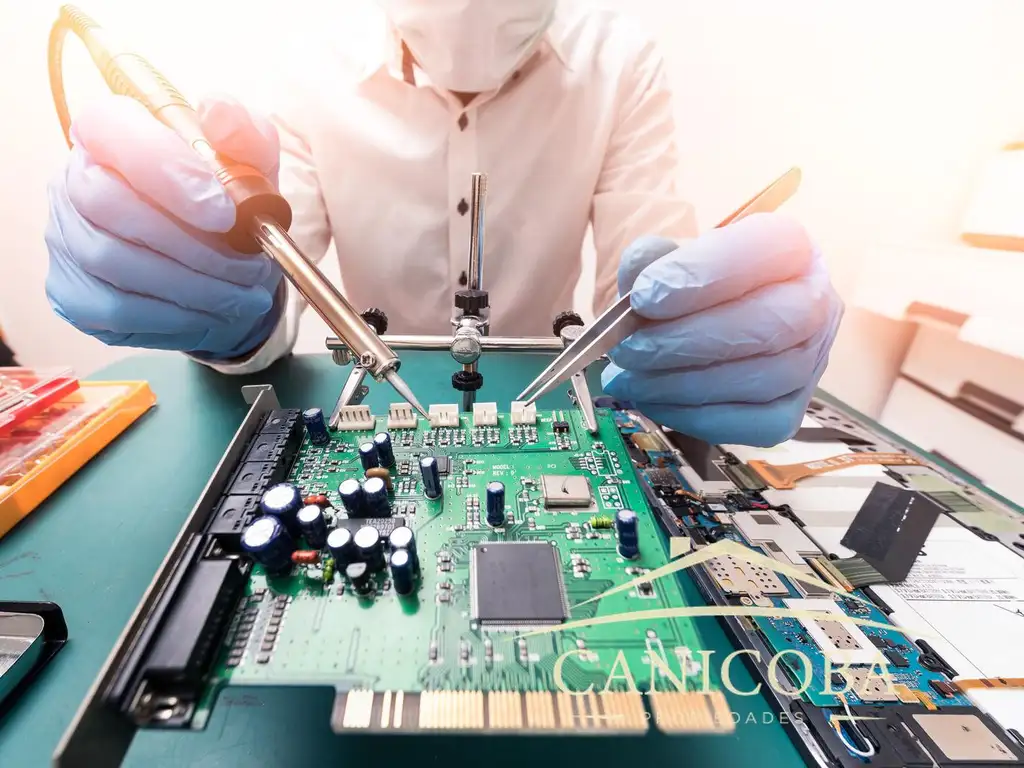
[44,0,843,447]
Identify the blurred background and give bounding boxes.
[3,0,1024,499]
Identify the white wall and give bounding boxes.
[3,1,1024,416]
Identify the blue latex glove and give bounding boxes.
[45,95,283,358]
[601,214,844,447]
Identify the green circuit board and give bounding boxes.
[200,407,729,735]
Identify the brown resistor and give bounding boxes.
[303,494,330,507]
[291,550,321,565]
[365,467,393,492]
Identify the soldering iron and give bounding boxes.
[47,5,428,417]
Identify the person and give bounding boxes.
[43,0,842,446]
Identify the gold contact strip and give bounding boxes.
[342,690,374,729]
[651,691,734,734]
[336,690,657,733]
[393,690,404,728]
[555,692,574,730]
[525,691,556,729]
[599,691,648,731]
[487,691,523,729]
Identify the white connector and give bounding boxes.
[334,405,376,431]
[510,401,537,425]
[472,401,498,427]
[428,404,460,428]
[387,402,419,429]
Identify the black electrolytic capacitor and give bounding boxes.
[420,456,442,499]
[327,527,356,567]
[373,432,395,467]
[354,525,385,571]
[338,478,365,517]
[388,525,419,572]
[241,516,294,574]
[486,481,506,527]
[359,441,379,471]
[260,483,303,534]
[363,476,390,516]
[302,407,330,446]
[616,509,640,559]
[390,548,415,596]
[346,561,373,595]
[296,504,328,549]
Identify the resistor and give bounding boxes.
[484,638,494,663]
[429,641,439,662]
[518,638,528,664]
[365,467,393,492]
[322,557,335,584]
[589,515,614,529]
[459,641,470,662]
[303,494,330,507]
[291,550,321,565]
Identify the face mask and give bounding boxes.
[378,0,557,93]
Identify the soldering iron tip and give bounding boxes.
[385,371,430,419]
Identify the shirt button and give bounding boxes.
[457,198,469,216]
[458,113,469,131]
[459,271,468,286]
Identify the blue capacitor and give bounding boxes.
[260,483,303,533]
[615,509,640,559]
[486,481,506,527]
[338,478,365,517]
[373,432,395,467]
[327,527,356,566]
[390,548,415,596]
[303,407,330,446]
[241,516,294,574]
[388,525,419,572]
[363,476,390,516]
[359,441,380,471]
[420,456,442,499]
[296,504,328,549]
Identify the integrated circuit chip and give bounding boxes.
[540,475,592,508]
[470,542,568,626]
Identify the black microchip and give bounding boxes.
[929,679,957,698]
[868,635,887,649]
[884,649,910,668]
[553,421,570,433]
[471,542,568,625]
[830,672,846,688]
[335,517,406,538]
[434,456,451,476]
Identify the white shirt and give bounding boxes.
[207,0,696,374]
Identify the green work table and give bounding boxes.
[3,351,848,767]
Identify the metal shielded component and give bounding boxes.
[705,554,789,596]
[540,475,592,508]
[912,713,1018,762]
